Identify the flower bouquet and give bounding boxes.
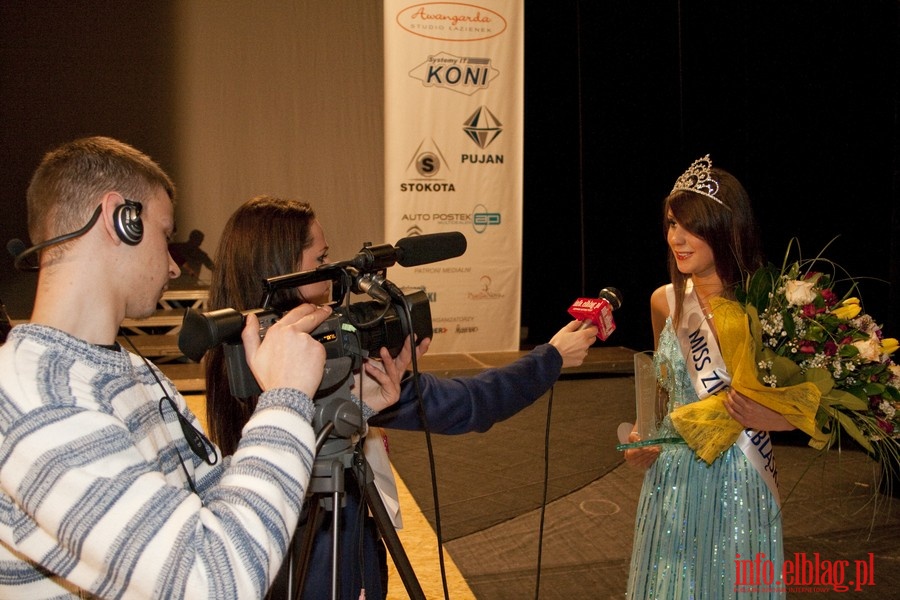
[737,240,900,480]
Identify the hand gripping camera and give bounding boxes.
[177,232,465,399]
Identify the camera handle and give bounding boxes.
[266,359,425,600]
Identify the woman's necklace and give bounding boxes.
[693,280,723,321]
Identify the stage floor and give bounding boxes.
[384,347,900,599]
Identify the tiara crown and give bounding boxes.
[671,154,727,208]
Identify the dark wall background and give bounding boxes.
[2,1,897,356]
[0,0,178,319]
[522,1,899,353]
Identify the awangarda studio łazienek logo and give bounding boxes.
[735,552,876,593]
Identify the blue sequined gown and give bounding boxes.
[626,318,784,599]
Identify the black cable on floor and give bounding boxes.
[534,385,555,600]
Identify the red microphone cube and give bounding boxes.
[568,297,617,341]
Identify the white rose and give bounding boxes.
[785,280,817,306]
[853,337,881,362]
[889,364,900,385]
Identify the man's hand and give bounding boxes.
[242,304,332,398]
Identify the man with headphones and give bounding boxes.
[0,137,387,598]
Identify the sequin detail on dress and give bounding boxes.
[626,318,784,599]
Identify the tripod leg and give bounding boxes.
[266,497,323,600]
[330,487,341,600]
[292,498,324,599]
[362,477,426,600]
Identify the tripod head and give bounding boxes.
[276,355,426,600]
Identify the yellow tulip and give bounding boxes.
[831,297,861,320]
[882,338,899,356]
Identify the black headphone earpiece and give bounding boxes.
[113,199,144,245]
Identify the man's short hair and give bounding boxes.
[26,136,175,244]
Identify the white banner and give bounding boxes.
[383,0,524,353]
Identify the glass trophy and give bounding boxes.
[616,352,683,450]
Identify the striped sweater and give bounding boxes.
[0,324,316,598]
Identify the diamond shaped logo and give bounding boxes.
[463,106,502,149]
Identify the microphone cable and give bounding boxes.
[533,383,555,600]
[120,331,218,495]
[394,289,451,600]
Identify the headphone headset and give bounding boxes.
[113,198,144,246]
[11,198,144,271]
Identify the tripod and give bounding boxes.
[267,359,425,600]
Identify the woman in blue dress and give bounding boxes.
[625,156,807,599]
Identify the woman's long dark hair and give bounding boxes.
[205,195,317,455]
[664,166,764,326]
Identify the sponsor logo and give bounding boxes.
[401,139,456,193]
[463,106,502,148]
[473,204,500,234]
[409,52,499,95]
[431,314,479,335]
[395,3,508,42]
[399,205,500,233]
[408,139,447,178]
[462,105,505,165]
[399,182,456,192]
[461,154,503,165]
[402,213,471,226]
[468,275,504,300]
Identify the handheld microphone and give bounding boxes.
[567,287,623,341]
[348,231,467,271]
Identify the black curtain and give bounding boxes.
[523,0,899,353]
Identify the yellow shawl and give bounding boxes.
[670,297,825,464]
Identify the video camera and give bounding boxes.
[177,232,466,399]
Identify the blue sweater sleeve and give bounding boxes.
[369,344,563,434]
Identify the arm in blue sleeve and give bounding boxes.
[369,344,563,434]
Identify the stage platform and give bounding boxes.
[169,344,900,599]
[415,345,637,378]
[382,345,900,599]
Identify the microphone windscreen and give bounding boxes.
[395,231,467,267]
[7,238,26,258]
[599,287,623,310]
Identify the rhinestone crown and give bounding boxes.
[671,154,727,208]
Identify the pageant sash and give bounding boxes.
[737,429,781,507]
[674,284,779,504]
[672,282,731,400]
